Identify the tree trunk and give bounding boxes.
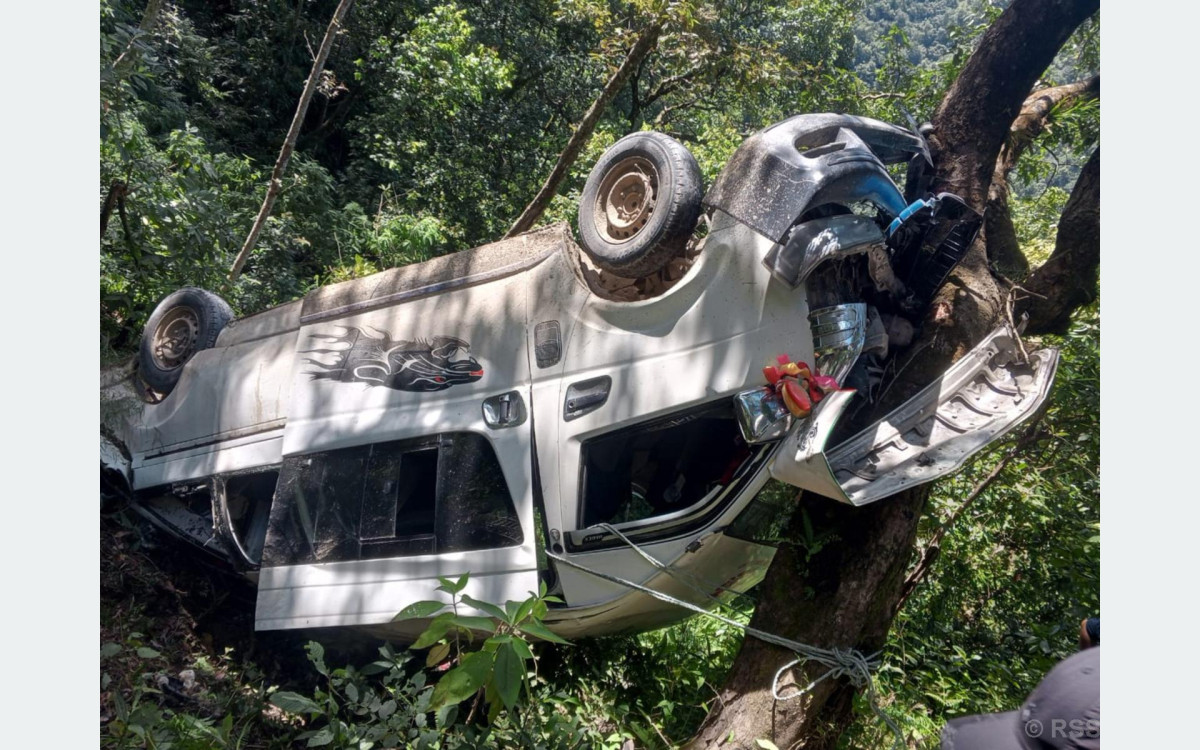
[228,0,355,282]
[686,1,1098,747]
[504,20,664,238]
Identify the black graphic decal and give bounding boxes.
[303,327,484,391]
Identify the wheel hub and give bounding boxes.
[596,156,658,242]
[152,307,200,370]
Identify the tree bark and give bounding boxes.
[110,0,164,75]
[100,181,128,238]
[986,76,1099,277]
[687,2,1098,747]
[504,20,664,238]
[1016,148,1100,335]
[228,0,355,282]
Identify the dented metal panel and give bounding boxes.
[771,327,1059,506]
[704,114,926,243]
[763,214,885,288]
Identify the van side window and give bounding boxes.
[579,401,751,528]
[261,433,522,566]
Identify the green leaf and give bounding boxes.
[100,642,122,659]
[493,643,523,709]
[270,691,323,716]
[435,703,458,729]
[446,614,496,634]
[392,600,447,621]
[460,594,508,622]
[517,620,570,645]
[136,647,161,659]
[513,597,536,625]
[411,614,456,649]
[436,573,469,595]
[377,699,397,719]
[426,642,451,668]
[429,651,493,710]
[510,637,534,661]
[755,740,780,750]
[307,727,334,747]
[306,642,328,676]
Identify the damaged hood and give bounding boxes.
[703,113,930,243]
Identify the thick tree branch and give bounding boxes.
[986,76,1099,275]
[894,0,1098,396]
[229,0,355,282]
[1016,147,1099,334]
[928,0,1098,208]
[505,20,664,238]
[1001,76,1099,176]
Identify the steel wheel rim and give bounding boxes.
[594,156,658,243]
[151,307,200,371]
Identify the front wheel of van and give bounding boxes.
[138,287,234,395]
[578,131,703,279]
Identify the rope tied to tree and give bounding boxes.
[547,524,906,748]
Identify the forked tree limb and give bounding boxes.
[927,0,1099,209]
[504,19,664,238]
[986,76,1099,276]
[229,0,355,282]
[1016,147,1100,334]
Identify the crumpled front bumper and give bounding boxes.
[767,326,1059,506]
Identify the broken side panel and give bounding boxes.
[770,327,1059,506]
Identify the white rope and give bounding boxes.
[548,539,904,748]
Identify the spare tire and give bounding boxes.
[138,287,234,394]
[578,131,703,278]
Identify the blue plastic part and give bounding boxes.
[887,199,927,236]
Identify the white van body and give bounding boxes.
[101,113,1059,640]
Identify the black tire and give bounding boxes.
[578,131,703,278]
[138,287,234,394]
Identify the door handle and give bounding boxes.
[564,376,611,421]
[482,391,527,428]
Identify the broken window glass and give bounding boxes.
[580,402,752,528]
[437,433,524,552]
[261,433,521,567]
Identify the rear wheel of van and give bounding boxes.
[138,287,234,395]
[578,131,703,279]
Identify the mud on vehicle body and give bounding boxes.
[102,114,1058,640]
